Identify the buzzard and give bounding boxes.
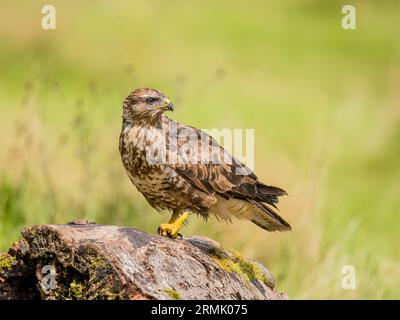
[119,88,291,238]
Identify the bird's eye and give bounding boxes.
[145,97,157,104]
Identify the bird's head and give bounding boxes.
[122,88,174,124]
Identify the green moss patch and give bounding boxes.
[210,247,269,284]
[0,254,16,270]
[69,280,85,299]
[164,288,182,300]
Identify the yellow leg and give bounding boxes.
[157,212,189,239]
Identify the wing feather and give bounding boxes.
[166,120,290,230]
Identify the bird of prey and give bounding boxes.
[119,88,291,239]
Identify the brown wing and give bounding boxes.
[166,121,290,230]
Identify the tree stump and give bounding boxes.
[0,221,287,300]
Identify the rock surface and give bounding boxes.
[0,221,287,300]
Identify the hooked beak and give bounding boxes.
[154,99,174,112]
[165,102,174,111]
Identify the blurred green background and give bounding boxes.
[1,0,399,299]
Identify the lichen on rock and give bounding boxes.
[164,288,182,300]
[0,254,16,271]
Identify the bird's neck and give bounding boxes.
[122,113,164,130]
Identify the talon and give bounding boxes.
[157,223,178,239]
[157,212,189,240]
[177,233,183,239]
[167,232,177,239]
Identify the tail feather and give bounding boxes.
[222,181,291,232]
[249,200,291,232]
[234,182,287,207]
[253,183,288,208]
[256,183,288,197]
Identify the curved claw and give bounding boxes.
[166,232,182,240]
[157,212,189,240]
[157,225,178,239]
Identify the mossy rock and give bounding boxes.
[0,254,16,271]
[210,247,275,287]
[164,288,182,300]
